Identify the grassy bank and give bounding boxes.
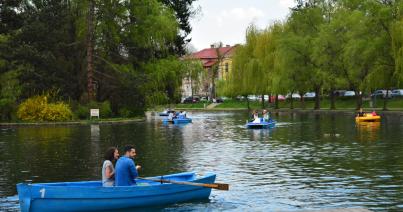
[175,98,403,110]
[0,117,144,126]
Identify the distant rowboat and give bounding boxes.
[246,119,276,129]
[163,116,192,124]
[17,172,216,212]
[355,115,381,122]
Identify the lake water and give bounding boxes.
[1,111,402,211]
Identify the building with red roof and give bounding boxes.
[182,44,237,100]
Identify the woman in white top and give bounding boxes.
[252,110,260,123]
[102,147,119,186]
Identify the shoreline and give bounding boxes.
[173,107,403,115]
[0,118,145,127]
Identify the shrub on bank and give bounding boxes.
[17,95,73,121]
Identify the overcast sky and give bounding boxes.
[189,0,296,51]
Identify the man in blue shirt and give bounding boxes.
[115,145,141,186]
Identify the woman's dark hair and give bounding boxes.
[104,147,117,162]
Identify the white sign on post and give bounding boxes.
[90,109,100,119]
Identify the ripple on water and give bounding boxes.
[1,111,403,211]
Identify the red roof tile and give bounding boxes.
[191,46,235,60]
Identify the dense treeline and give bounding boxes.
[0,0,196,121]
[220,0,403,110]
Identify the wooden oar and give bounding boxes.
[137,177,229,191]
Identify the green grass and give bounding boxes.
[155,97,403,111]
[215,100,261,109]
[215,98,403,110]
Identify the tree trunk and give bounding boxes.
[210,76,215,100]
[299,92,305,109]
[261,94,265,109]
[355,91,363,109]
[290,93,294,109]
[383,89,389,111]
[275,94,279,109]
[314,86,321,110]
[245,95,250,112]
[330,88,336,110]
[86,0,95,102]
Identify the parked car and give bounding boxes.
[391,89,403,97]
[182,96,200,103]
[236,95,245,101]
[333,90,347,97]
[303,92,316,99]
[248,95,259,101]
[371,90,392,98]
[343,91,356,97]
[215,97,224,103]
[269,95,286,102]
[285,93,301,99]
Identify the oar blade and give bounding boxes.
[214,183,229,190]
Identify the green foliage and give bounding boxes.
[118,108,134,118]
[17,95,73,122]
[144,57,185,106]
[0,0,195,119]
[224,0,403,110]
[73,101,112,119]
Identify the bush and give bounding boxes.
[17,95,73,121]
[118,108,133,118]
[75,104,90,119]
[100,101,112,118]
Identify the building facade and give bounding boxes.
[182,44,237,100]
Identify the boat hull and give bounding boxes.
[246,120,276,129]
[355,116,381,122]
[17,172,215,212]
[162,118,192,124]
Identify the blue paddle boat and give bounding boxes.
[246,119,276,129]
[162,115,192,124]
[17,172,216,212]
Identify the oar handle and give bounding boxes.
[138,177,229,191]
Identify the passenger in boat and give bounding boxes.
[262,109,270,122]
[357,108,366,117]
[180,111,187,118]
[168,111,174,121]
[252,110,260,123]
[371,110,377,116]
[102,147,119,187]
[115,145,141,186]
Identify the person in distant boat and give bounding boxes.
[357,108,366,117]
[102,147,119,187]
[180,111,187,118]
[168,111,174,121]
[262,109,270,122]
[252,110,260,123]
[115,145,141,186]
[371,110,377,116]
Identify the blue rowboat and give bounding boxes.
[246,119,276,129]
[173,117,192,124]
[162,116,192,124]
[17,172,215,212]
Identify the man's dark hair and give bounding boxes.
[124,145,135,153]
[104,147,117,162]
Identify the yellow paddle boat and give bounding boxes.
[355,114,381,122]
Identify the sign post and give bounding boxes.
[90,109,100,119]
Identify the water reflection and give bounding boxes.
[0,112,403,211]
[356,122,380,142]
